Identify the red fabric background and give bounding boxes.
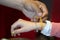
[0,0,60,40]
[51,0,60,22]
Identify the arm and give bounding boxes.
[0,0,24,11]
[11,19,46,36]
[11,19,60,38]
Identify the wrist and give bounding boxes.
[36,22,46,30]
[39,22,46,30]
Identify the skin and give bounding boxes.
[23,0,48,22]
[0,0,48,22]
[11,19,46,36]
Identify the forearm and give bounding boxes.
[0,0,24,10]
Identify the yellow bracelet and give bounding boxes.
[39,17,43,26]
[34,16,43,26]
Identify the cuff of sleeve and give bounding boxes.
[41,20,52,36]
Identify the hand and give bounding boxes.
[11,19,23,36]
[39,1,48,21]
[11,19,42,36]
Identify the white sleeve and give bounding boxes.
[41,20,52,36]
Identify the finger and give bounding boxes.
[12,31,17,36]
[42,16,48,22]
[42,13,48,18]
[13,33,16,36]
